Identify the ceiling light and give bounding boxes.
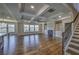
[59,16,61,18]
[7,16,10,18]
[31,5,34,9]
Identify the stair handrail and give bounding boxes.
[63,13,79,54]
[65,13,79,32]
[73,13,79,32]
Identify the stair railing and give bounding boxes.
[62,13,79,54]
[0,35,4,54]
[0,33,11,55]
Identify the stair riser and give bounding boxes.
[72,36,79,39]
[71,40,79,44]
[74,33,79,35]
[69,44,79,50]
[76,28,79,30]
[74,31,79,33]
[72,39,79,42]
[67,49,79,55]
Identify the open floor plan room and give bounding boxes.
[0,3,79,55]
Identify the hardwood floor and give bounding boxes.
[2,34,62,55]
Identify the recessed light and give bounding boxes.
[31,5,34,9]
[7,16,10,18]
[59,16,61,18]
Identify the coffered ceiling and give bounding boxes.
[0,3,72,23]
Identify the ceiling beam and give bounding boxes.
[62,4,73,12]
[29,4,49,23]
[2,3,16,20]
[20,12,46,19]
[20,3,25,12]
[48,12,64,19]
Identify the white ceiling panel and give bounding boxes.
[0,3,71,23]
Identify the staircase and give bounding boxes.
[66,24,79,55]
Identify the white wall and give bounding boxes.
[73,4,79,12]
[0,18,17,22]
[45,15,73,38]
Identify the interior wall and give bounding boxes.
[62,17,73,32]
[46,16,72,38]
[54,20,63,38]
[0,18,17,22]
[15,21,44,35]
[43,21,55,36]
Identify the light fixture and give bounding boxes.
[31,5,34,9]
[59,16,61,18]
[7,16,10,18]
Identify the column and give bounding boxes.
[39,24,42,33]
[16,21,24,35]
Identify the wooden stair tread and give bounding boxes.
[67,47,79,55]
[70,42,79,47]
[72,36,79,39]
[74,33,79,35]
[69,44,79,50]
[72,38,79,42]
[71,40,79,44]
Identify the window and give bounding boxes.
[24,25,29,32]
[1,23,7,33]
[35,25,39,31]
[24,24,39,32]
[0,23,7,36]
[8,24,15,32]
[30,25,34,32]
[0,23,16,36]
[0,23,2,33]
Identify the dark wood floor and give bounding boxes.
[1,34,62,55]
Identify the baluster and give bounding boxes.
[0,36,4,55]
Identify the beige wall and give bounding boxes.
[55,21,63,31]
